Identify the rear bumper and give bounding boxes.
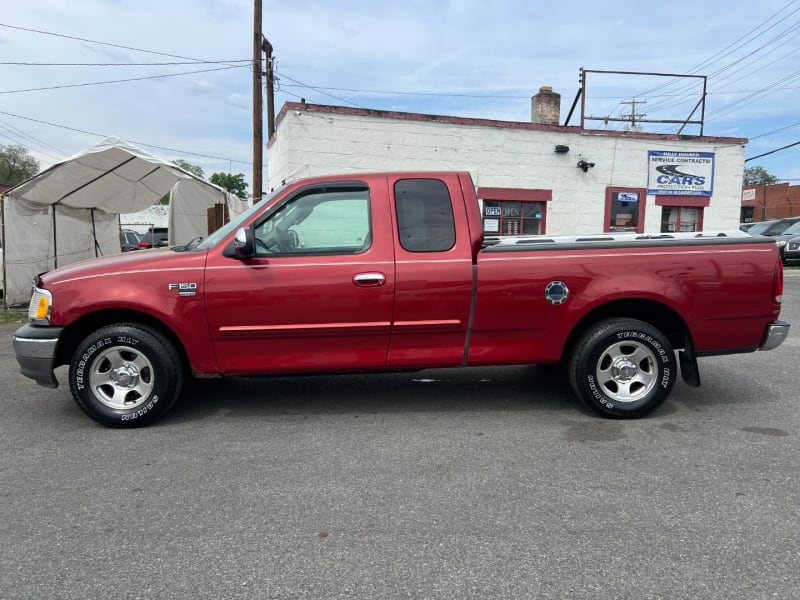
[759,320,790,352]
[13,323,64,388]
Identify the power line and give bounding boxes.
[0,65,241,95]
[276,78,530,100]
[635,0,800,99]
[277,77,800,102]
[0,22,247,68]
[0,109,252,165]
[613,2,800,123]
[745,140,800,161]
[275,72,367,109]
[706,67,800,120]
[0,117,66,158]
[0,59,251,66]
[749,120,800,140]
[0,128,64,162]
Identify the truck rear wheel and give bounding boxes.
[68,324,183,427]
[568,318,676,419]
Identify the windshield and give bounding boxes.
[747,220,775,235]
[778,220,800,236]
[195,185,288,251]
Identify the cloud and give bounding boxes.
[3,0,800,181]
[226,93,249,109]
[191,79,216,94]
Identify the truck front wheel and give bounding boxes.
[68,324,183,427]
[568,318,677,419]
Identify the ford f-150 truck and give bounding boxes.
[13,171,790,427]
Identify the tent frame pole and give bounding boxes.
[52,205,58,269]
[91,209,101,257]
[1,194,6,309]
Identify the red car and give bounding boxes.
[137,227,169,249]
[13,171,790,427]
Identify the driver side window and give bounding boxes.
[254,186,371,256]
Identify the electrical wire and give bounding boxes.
[276,78,531,100]
[745,140,800,161]
[0,118,66,160]
[749,120,800,140]
[600,2,800,128]
[0,65,240,95]
[0,109,251,165]
[635,0,800,98]
[0,128,64,162]
[0,22,248,68]
[0,60,251,67]
[275,72,366,109]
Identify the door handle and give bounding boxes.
[353,272,386,287]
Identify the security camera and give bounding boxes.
[577,159,595,172]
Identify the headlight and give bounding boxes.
[776,240,787,248]
[28,286,53,324]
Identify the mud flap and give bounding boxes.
[679,334,701,388]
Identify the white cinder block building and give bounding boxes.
[267,89,747,237]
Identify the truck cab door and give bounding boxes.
[203,179,395,374]
[386,176,475,368]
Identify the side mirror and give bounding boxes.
[232,226,255,258]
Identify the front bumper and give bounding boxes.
[13,323,65,388]
[759,320,790,352]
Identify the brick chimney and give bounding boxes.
[531,86,561,126]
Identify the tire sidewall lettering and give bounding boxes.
[616,331,672,364]
[75,336,112,391]
[572,319,677,418]
[661,367,671,389]
[586,374,615,409]
[120,395,160,421]
[68,324,181,427]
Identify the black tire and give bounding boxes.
[568,318,677,419]
[68,324,183,427]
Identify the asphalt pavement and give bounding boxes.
[1,272,799,599]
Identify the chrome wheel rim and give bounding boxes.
[89,346,154,410]
[595,340,658,403]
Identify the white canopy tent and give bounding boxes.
[1,137,247,307]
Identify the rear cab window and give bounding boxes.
[394,179,456,252]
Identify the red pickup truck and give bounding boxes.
[14,171,790,427]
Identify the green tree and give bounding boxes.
[0,144,40,186]
[210,172,249,199]
[173,159,205,179]
[743,165,779,185]
[157,159,206,204]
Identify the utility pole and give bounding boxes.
[263,37,275,139]
[252,0,263,202]
[620,97,646,132]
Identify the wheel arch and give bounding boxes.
[561,298,691,363]
[55,309,189,374]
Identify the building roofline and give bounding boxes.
[271,101,748,147]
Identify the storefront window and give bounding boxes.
[608,191,640,231]
[483,200,543,236]
[661,207,701,233]
[604,188,646,233]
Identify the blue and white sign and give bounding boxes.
[647,151,714,196]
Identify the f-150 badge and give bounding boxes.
[168,282,198,297]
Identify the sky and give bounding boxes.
[2,0,800,194]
